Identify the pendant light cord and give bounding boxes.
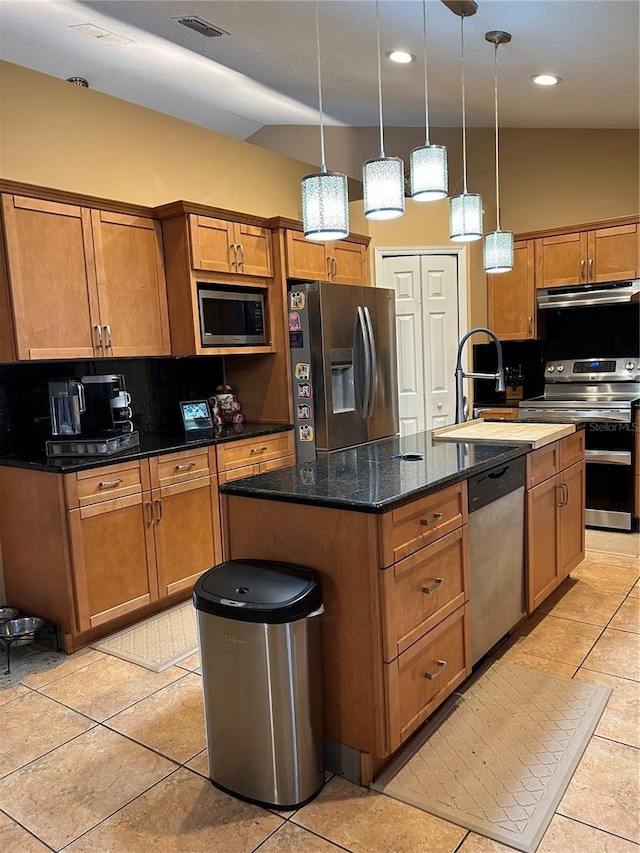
[422,0,430,144]
[493,41,501,230]
[460,14,468,194]
[314,0,327,172]
[375,0,385,157]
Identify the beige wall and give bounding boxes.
[0,61,315,218]
[251,125,640,233]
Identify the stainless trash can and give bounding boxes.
[193,559,324,809]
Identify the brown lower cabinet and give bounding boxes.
[223,480,472,785]
[526,431,586,612]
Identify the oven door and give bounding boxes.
[584,421,635,530]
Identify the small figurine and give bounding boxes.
[208,384,244,426]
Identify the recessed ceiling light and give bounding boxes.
[531,74,562,86]
[387,50,415,64]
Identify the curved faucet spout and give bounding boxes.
[455,327,505,423]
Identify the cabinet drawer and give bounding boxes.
[380,527,469,662]
[150,448,212,488]
[218,463,259,484]
[385,605,470,751]
[526,441,560,489]
[378,482,467,568]
[475,407,520,421]
[65,460,149,509]
[217,431,294,471]
[559,429,585,470]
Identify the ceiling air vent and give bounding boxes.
[175,17,229,38]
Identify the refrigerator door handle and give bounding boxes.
[363,306,377,417]
[353,306,371,418]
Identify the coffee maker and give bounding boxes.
[47,374,139,457]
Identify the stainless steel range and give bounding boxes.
[520,357,640,531]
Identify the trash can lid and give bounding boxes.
[193,559,322,624]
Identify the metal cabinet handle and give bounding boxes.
[155,499,163,523]
[250,446,268,454]
[98,478,123,489]
[146,501,154,525]
[422,578,445,595]
[332,257,338,278]
[562,482,569,505]
[230,242,238,269]
[420,512,444,527]
[424,660,447,680]
[326,256,332,278]
[580,259,586,281]
[528,316,533,336]
[94,324,103,349]
[556,484,566,507]
[237,243,245,268]
[103,325,112,348]
[588,258,593,281]
[175,462,196,471]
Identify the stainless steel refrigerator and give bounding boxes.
[288,280,398,462]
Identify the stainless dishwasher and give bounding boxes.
[468,457,526,665]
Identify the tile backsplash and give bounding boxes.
[0,357,224,455]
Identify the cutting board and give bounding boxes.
[433,418,576,449]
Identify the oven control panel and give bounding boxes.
[545,358,640,382]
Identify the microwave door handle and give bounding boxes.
[363,306,377,417]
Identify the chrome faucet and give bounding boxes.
[455,327,505,423]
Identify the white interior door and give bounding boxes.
[382,253,460,435]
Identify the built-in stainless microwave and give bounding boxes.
[198,285,268,346]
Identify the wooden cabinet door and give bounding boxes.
[1,195,100,360]
[526,475,560,612]
[558,461,585,578]
[488,240,535,339]
[588,224,638,283]
[285,230,329,280]
[92,211,170,356]
[188,215,235,273]
[233,222,273,277]
[152,476,222,597]
[331,241,367,285]
[68,493,158,632]
[535,232,588,288]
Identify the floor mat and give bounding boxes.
[373,662,610,853]
[585,529,639,558]
[92,602,198,672]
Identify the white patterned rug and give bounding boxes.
[92,602,198,672]
[373,662,610,853]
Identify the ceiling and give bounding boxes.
[1,0,638,142]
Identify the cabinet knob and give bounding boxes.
[424,660,447,680]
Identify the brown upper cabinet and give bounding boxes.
[0,194,170,361]
[535,222,638,289]
[189,215,273,277]
[488,240,536,340]
[156,202,277,356]
[285,229,368,285]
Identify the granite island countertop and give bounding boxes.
[0,423,293,473]
[220,430,528,513]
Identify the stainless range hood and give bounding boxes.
[537,279,640,309]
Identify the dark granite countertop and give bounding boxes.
[0,423,293,473]
[220,431,528,514]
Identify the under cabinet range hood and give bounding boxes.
[537,279,640,309]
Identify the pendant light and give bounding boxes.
[483,31,514,273]
[449,10,483,241]
[301,0,349,242]
[363,0,405,220]
[410,0,448,201]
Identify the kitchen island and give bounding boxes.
[220,427,585,785]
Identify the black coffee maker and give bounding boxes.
[79,374,132,437]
